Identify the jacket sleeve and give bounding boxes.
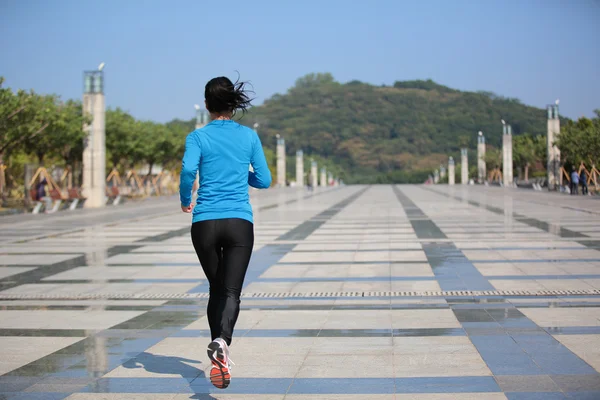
[179,133,201,206]
[248,132,272,189]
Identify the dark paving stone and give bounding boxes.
[82,377,194,393]
[392,328,465,337]
[469,335,545,375]
[487,308,539,328]
[135,227,189,242]
[289,378,395,394]
[238,244,296,291]
[551,375,600,392]
[276,187,368,241]
[512,334,598,375]
[565,392,600,399]
[0,329,92,337]
[505,393,568,400]
[24,383,88,392]
[0,245,141,292]
[421,187,594,243]
[496,375,560,392]
[0,393,70,400]
[0,376,42,391]
[394,376,501,393]
[422,242,496,291]
[453,309,495,323]
[544,327,600,335]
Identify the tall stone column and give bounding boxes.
[502,123,513,186]
[310,160,318,188]
[461,148,468,184]
[295,150,304,187]
[276,135,286,187]
[320,167,327,187]
[547,103,561,190]
[477,131,486,184]
[82,67,106,208]
[195,105,208,130]
[440,164,446,180]
[448,157,455,185]
[434,169,440,184]
[193,106,209,193]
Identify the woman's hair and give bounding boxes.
[205,75,254,117]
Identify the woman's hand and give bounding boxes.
[181,204,194,213]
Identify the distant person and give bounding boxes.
[570,168,579,195]
[179,76,272,389]
[35,179,53,213]
[580,170,589,195]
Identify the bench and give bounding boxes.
[67,188,86,210]
[48,189,64,213]
[30,188,63,214]
[30,188,43,214]
[106,186,122,205]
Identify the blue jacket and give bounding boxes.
[571,171,579,184]
[179,120,272,224]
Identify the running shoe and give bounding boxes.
[207,338,234,389]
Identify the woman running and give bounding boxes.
[179,76,272,389]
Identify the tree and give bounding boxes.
[106,108,138,169]
[484,147,502,179]
[52,100,88,167]
[513,134,546,181]
[556,112,600,169]
[137,122,184,176]
[0,78,55,158]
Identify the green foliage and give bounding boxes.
[513,134,546,180]
[556,111,600,169]
[3,72,596,193]
[0,78,59,156]
[241,73,559,183]
[106,108,138,167]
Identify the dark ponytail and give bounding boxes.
[204,74,254,118]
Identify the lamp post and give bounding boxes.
[477,131,486,184]
[82,62,106,208]
[501,119,513,187]
[276,134,286,187]
[547,99,561,190]
[448,157,455,185]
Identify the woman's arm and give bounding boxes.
[179,133,201,207]
[248,132,272,189]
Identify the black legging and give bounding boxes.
[191,218,254,346]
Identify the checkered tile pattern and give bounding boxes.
[1,185,599,399]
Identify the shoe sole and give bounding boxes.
[207,341,231,389]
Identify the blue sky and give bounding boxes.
[1,0,599,123]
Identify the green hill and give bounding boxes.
[172,73,566,183]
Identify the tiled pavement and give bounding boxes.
[0,185,600,399]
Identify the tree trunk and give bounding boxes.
[147,162,154,195]
[524,163,530,182]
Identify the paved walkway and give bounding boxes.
[0,185,599,399]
